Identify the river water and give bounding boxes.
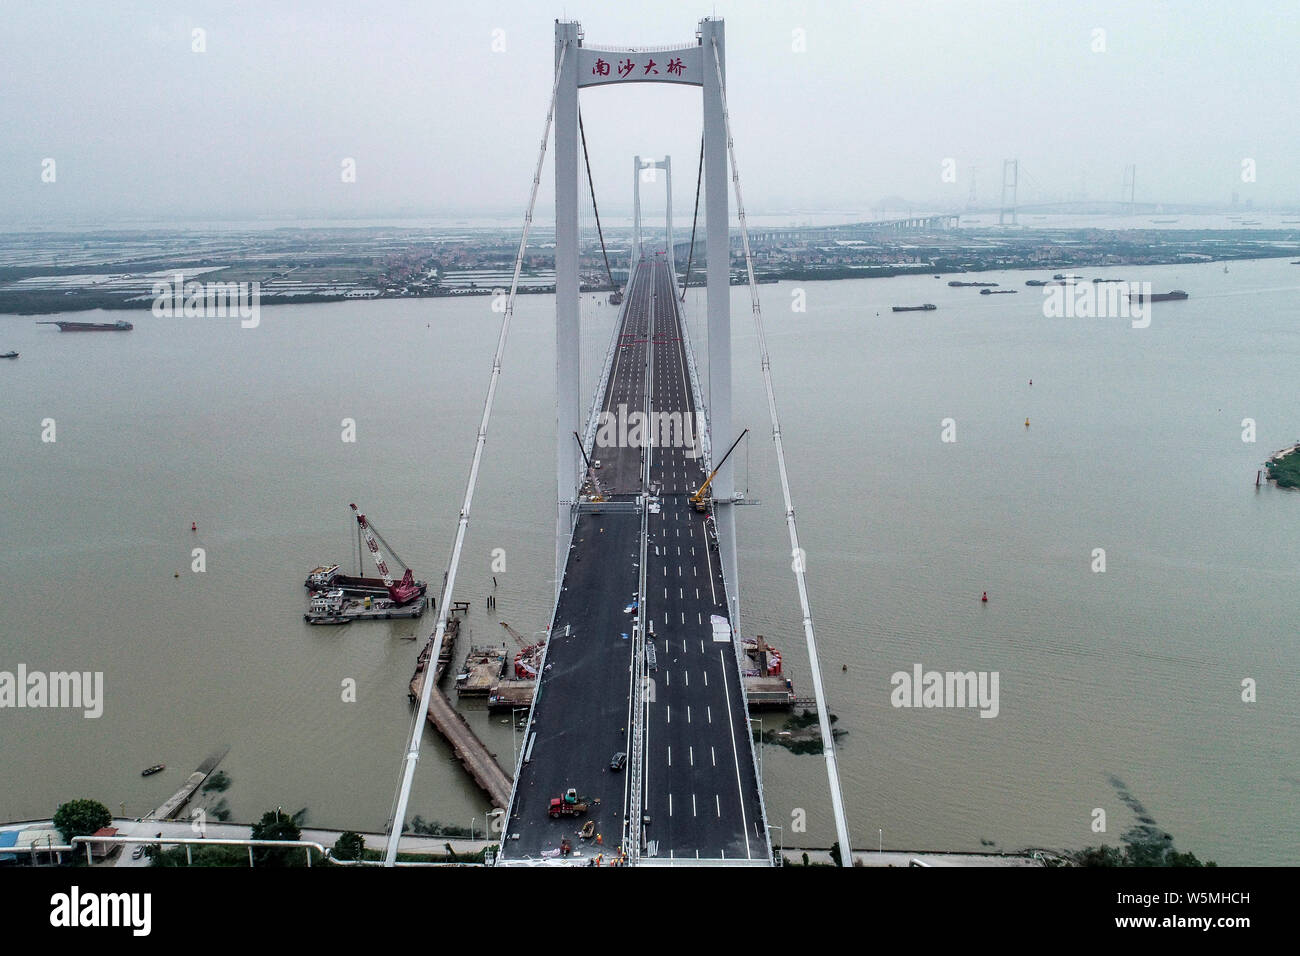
[1,256,1297,864]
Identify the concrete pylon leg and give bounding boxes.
[555,21,581,590]
[701,18,738,631]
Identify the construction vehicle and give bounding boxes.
[574,431,606,501]
[349,503,423,605]
[548,788,588,818]
[690,429,749,514]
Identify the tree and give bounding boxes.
[53,799,111,845]
[333,831,365,862]
[250,809,302,866]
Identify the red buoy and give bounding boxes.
[981,591,988,603]
[191,522,197,532]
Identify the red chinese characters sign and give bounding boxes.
[578,46,702,87]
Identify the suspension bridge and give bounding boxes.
[382,17,851,867]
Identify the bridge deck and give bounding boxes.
[500,256,767,864]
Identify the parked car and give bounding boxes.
[610,752,627,771]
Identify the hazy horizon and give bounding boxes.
[3,1,1299,226]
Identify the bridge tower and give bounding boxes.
[554,19,734,611]
[633,156,673,279]
[999,158,1018,225]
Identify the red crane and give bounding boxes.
[349,503,422,605]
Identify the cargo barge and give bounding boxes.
[1130,289,1189,302]
[891,303,937,312]
[37,319,133,331]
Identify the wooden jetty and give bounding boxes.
[144,747,230,822]
[409,668,512,810]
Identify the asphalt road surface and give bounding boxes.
[500,256,766,864]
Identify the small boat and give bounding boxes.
[0,351,17,359]
[141,764,165,777]
[891,304,936,312]
[579,820,596,840]
[979,289,1018,295]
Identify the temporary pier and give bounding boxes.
[408,669,512,810]
[455,644,508,696]
[487,678,536,712]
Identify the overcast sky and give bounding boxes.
[3,0,1297,226]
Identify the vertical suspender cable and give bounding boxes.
[709,38,854,865]
[383,41,571,866]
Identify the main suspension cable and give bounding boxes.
[680,134,704,301]
[383,39,571,867]
[580,110,615,291]
[708,37,854,865]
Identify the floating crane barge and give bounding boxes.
[303,505,429,624]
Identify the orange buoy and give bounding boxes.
[981,591,988,603]
[1024,418,1030,427]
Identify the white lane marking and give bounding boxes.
[716,794,721,818]
[689,746,694,766]
[669,794,673,817]
[684,671,689,686]
[703,671,708,686]
[718,648,753,859]
[666,705,671,724]
[665,671,670,687]
[667,746,672,767]
[712,746,716,767]
[687,706,691,723]
[693,793,697,817]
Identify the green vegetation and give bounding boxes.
[406,816,474,838]
[1071,839,1215,867]
[1266,449,1300,488]
[201,770,231,793]
[152,844,251,867]
[248,808,305,867]
[753,709,846,755]
[333,831,365,861]
[52,798,111,844]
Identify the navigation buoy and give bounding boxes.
[1029,379,1032,386]
[981,591,988,603]
[191,522,197,532]
[1024,418,1030,427]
